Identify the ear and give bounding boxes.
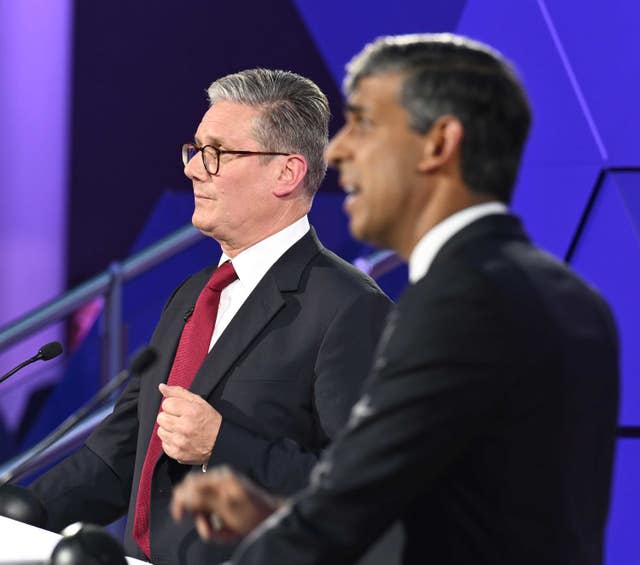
[273,154,308,197]
[417,116,464,174]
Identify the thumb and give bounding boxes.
[159,383,196,400]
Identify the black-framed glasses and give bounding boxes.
[181,143,290,176]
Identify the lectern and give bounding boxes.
[0,515,148,564]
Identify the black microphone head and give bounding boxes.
[38,341,63,361]
[0,483,48,528]
[129,346,157,375]
[51,523,127,565]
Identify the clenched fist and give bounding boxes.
[156,383,222,465]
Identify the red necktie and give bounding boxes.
[132,261,238,557]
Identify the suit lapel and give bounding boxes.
[189,228,322,398]
[137,229,321,465]
[189,274,284,396]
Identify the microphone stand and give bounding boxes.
[0,346,156,486]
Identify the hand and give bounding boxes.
[156,383,222,465]
[171,466,284,543]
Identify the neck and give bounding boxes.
[219,210,307,258]
[398,184,498,259]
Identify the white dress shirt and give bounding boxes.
[208,215,310,351]
[408,202,508,284]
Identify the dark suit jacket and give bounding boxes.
[30,229,391,565]
[232,214,619,565]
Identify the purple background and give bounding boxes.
[0,0,71,431]
[0,1,638,561]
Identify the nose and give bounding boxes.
[184,149,207,181]
[324,125,350,170]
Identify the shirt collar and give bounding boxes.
[408,202,508,284]
[219,215,310,290]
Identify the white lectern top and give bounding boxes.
[0,515,148,564]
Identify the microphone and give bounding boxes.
[38,342,63,361]
[50,522,127,565]
[0,346,157,487]
[0,482,48,528]
[0,341,63,385]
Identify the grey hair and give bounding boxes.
[343,34,532,204]
[207,68,329,195]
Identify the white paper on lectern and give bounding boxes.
[0,515,148,564]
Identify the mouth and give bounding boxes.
[341,184,362,217]
[342,184,361,197]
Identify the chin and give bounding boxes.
[191,215,214,237]
[348,217,378,247]
[362,230,394,252]
[347,221,365,243]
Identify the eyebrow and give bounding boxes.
[194,134,224,147]
[344,103,365,115]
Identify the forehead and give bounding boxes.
[195,100,261,145]
[347,72,406,115]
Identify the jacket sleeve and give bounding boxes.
[28,274,195,532]
[206,290,391,496]
[29,371,142,532]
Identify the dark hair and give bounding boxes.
[344,34,532,203]
[208,68,329,195]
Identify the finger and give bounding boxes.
[160,396,189,416]
[159,383,198,400]
[195,513,214,541]
[166,398,207,419]
[172,475,203,516]
[159,433,187,460]
[208,520,242,544]
[156,411,180,432]
[162,443,177,460]
[171,484,187,521]
[157,428,178,457]
[156,425,171,442]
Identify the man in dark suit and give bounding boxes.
[29,69,390,564]
[171,34,620,564]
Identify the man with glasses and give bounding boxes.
[30,68,390,565]
[171,35,619,564]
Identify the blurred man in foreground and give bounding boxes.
[172,34,619,565]
[30,69,390,565]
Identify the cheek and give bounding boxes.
[361,166,410,234]
[347,187,388,241]
[362,157,403,210]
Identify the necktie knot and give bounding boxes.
[207,261,238,292]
